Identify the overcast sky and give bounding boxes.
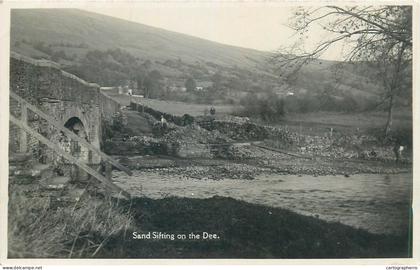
[84,6,345,60]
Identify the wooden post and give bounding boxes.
[10,114,130,198]
[19,103,28,153]
[105,162,112,181]
[299,123,302,145]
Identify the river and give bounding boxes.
[113,170,412,235]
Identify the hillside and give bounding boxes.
[10,9,385,107]
[11,9,267,69]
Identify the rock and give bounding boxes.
[9,153,33,164]
[41,176,71,190]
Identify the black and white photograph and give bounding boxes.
[2,2,417,262]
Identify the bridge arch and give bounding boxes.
[54,116,91,180]
[63,116,89,159]
[65,117,86,136]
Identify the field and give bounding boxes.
[106,92,238,117]
[132,97,238,117]
[283,110,411,129]
[269,110,412,136]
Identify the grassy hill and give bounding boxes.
[10,8,389,108]
[11,9,267,69]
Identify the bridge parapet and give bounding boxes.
[10,52,100,105]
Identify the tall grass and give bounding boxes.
[8,185,134,258]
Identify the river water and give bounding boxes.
[113,171,412,235]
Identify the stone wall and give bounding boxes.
[130,101,194,126]
[177,142,213,158]
[100,91,121,122]
[9,52,103,166]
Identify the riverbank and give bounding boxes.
[9,178,412,258]
[116,153,412,180]
[96,196,411,258]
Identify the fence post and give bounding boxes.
[105,162,112,181]
[19,103,28,153]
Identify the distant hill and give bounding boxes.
[11,9,268,69]
[10,9,384,107]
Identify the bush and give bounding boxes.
[101,112,128,142]
[239,92,285,122]
[340,94,359,112]
[391,127,412,147]
[367,125,412,148]
[285,95,321,113]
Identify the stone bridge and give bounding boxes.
[9,52,121,179]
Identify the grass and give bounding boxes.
[284,110,411,128]
[8,185,134,258]
[106,92,239,117]
[275,110,412,137]
[11,9,267,69]
[128,95,238,117]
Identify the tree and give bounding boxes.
[134,68,147,95]
[185,77,197,92]
[272,6,412,136]
[142,59,152,70]
[143,70,163,98]
[211,72,223,91]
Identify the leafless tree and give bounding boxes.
[271,6,412,136]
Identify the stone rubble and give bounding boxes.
[102,109,411,177]
[153,163,273,180]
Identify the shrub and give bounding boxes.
[239,92,285,122]
[340,94,359,112]
[367,125,412,148]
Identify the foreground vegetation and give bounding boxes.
[8,185,133,258]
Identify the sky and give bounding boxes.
[83,5,345,60]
